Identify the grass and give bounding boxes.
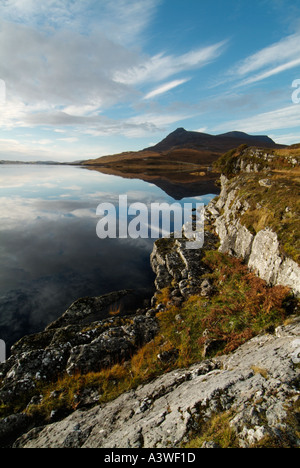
[238,173,300,262]
[157,251,293,365]
[213,145,300,263]
[184,411,239,449]
[12,249,295,424]
[24,337,173,422]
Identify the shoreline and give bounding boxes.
[0,146,299,448]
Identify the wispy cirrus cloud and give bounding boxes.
[213,104,300,134]
[143,78,190,100]
[114,41,227,85]
[240,57,300,86]
[232,32,300,86]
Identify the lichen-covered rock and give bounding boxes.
[212,175,300,296]
[46,289,144,330]
[150,232,218,301]
[13,317,300,448]
[0,291,158,425]
[66,316,158,375]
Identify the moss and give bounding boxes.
[184,411,239,448]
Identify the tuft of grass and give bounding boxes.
[109,305,121,316]
[251,365,269,380]
[184,411,239,448]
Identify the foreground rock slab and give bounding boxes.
[14,317,300,448]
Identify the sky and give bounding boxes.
[0,0,300,162]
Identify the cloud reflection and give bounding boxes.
[0,165,170,348]
[0,165,216,350]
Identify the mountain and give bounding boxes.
[217,131,276,146]
[83,127,283,167]
[146,128,280,153]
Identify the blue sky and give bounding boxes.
[0,0,300,161]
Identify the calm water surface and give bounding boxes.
[0,165,216,349]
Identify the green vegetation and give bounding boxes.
[184,411,239,449]
[214,145,300,263]
[18,250,295,426]
[157,251,292,364]
[183,398,300,448]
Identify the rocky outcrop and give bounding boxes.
[0,290,159,445]
[13,317,300,448]
[209,175,300,296]
[150,233,218,301]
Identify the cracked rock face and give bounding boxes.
[13,318,300,448]
[150,232,219,301]
[212,177,300,296]
[0,291,159,425]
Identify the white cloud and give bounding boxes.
[194,127,208,133]
[0,4,221,139]
[114,41,227,85]
[269,132,300,145]
[232,32,300,86]
[214,105,300,134]
[58,137,79,143]
[96,0,162,46]
[63,105,103,117]
[236,33,300,75]
[124,112,193,137]
[143,79,190,100]
[0,21,137,109]
[239,57,300,86]
[0,0,161,44]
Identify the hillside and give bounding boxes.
[82,128,284,200]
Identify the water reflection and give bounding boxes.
[0,165,216,349]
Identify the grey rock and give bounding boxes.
[214,176,300,296]
[0,413,33,447]
[259,178,272,187]
[14,318,300,448]
[46,290,143,329]
[0,297,159,413]
[150,232,218,301]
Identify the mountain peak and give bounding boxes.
[172,127,187,134]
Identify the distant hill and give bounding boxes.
[0,160,63,165]
[83,127,283,167]
[146,128,279,153]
